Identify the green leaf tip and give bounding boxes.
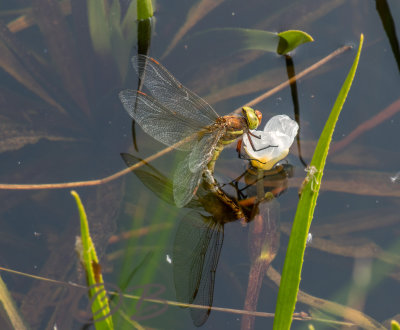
[392,320,400,330]
[71,190,85,216]
[137,0,154,20]
[71,190,114,329]
[277,30,314,55]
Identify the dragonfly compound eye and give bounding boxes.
[242,106,260,130]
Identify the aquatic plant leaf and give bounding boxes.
[189,28,280,55]
[186,28,312,63]
[72,191,114,329]
[88,0,112,55]
[121,1,138,52]
[277,30,314,55]
[392,320,400,330]
[0,35,65,114]
[109,0,130,79]
[162,0,225,58]
[0,117,75,153]
[273,34,364,330]
[122,0,137,33]
[0,87,79,153]
[32,0,91,117]
[376,0,400,72]
[0,89,78,153]
[0,275,28,329]
[137,0,153,20]
[20,181,123,328]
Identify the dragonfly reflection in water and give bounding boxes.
[122,152,291,327]
[119,55,277,208]
[173,165,291,327]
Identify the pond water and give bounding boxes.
[0,0,399,329]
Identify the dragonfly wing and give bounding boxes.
[119,90,205,151]
[133,55,219,126]
[188,128,226,173]
[190,220,223,327]
[173,156,204,207]
[173,129,225,207]
[173,211,224,327]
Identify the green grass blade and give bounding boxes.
[71,190,114,330]
[273,34,364,330]
[0,275,27,329]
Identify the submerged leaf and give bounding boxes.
[0,89,78,153]
[162,0,225,58]
[122,0,138,46]
[219,28,281,53]
[0,28,65,113]
[87,0,112,55]
[187,28,312,60]
[32,0,91,117]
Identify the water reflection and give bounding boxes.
[121,152,293,326]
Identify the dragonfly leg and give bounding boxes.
[248,131,261,139]
[236,139,268,165]
[246,133,278,152]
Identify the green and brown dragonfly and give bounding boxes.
[119,55,276,207]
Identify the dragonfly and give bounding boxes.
[119,55,276,208]
[122,151,288,326]
[173,174,282,327]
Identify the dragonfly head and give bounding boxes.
[242,107,262,130]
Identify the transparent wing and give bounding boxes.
[173,212,224,327]
[120,153,175,206]
[188,128,225,173]
[119,90,210,151]
[173,130,223,207]
[133,55,219,126]
[173,156,204,207]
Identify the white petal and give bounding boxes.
[242,115,298,170]
[263,115,299,142]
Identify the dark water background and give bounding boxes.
[0,0,399,329]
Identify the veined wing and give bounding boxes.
[173,211,224,327]
[119,90,211,151]
[188,127,225,173]
[121,153,203,209]
[133,55,219,126]
[173,131,223,207]
[173,156,204,208]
